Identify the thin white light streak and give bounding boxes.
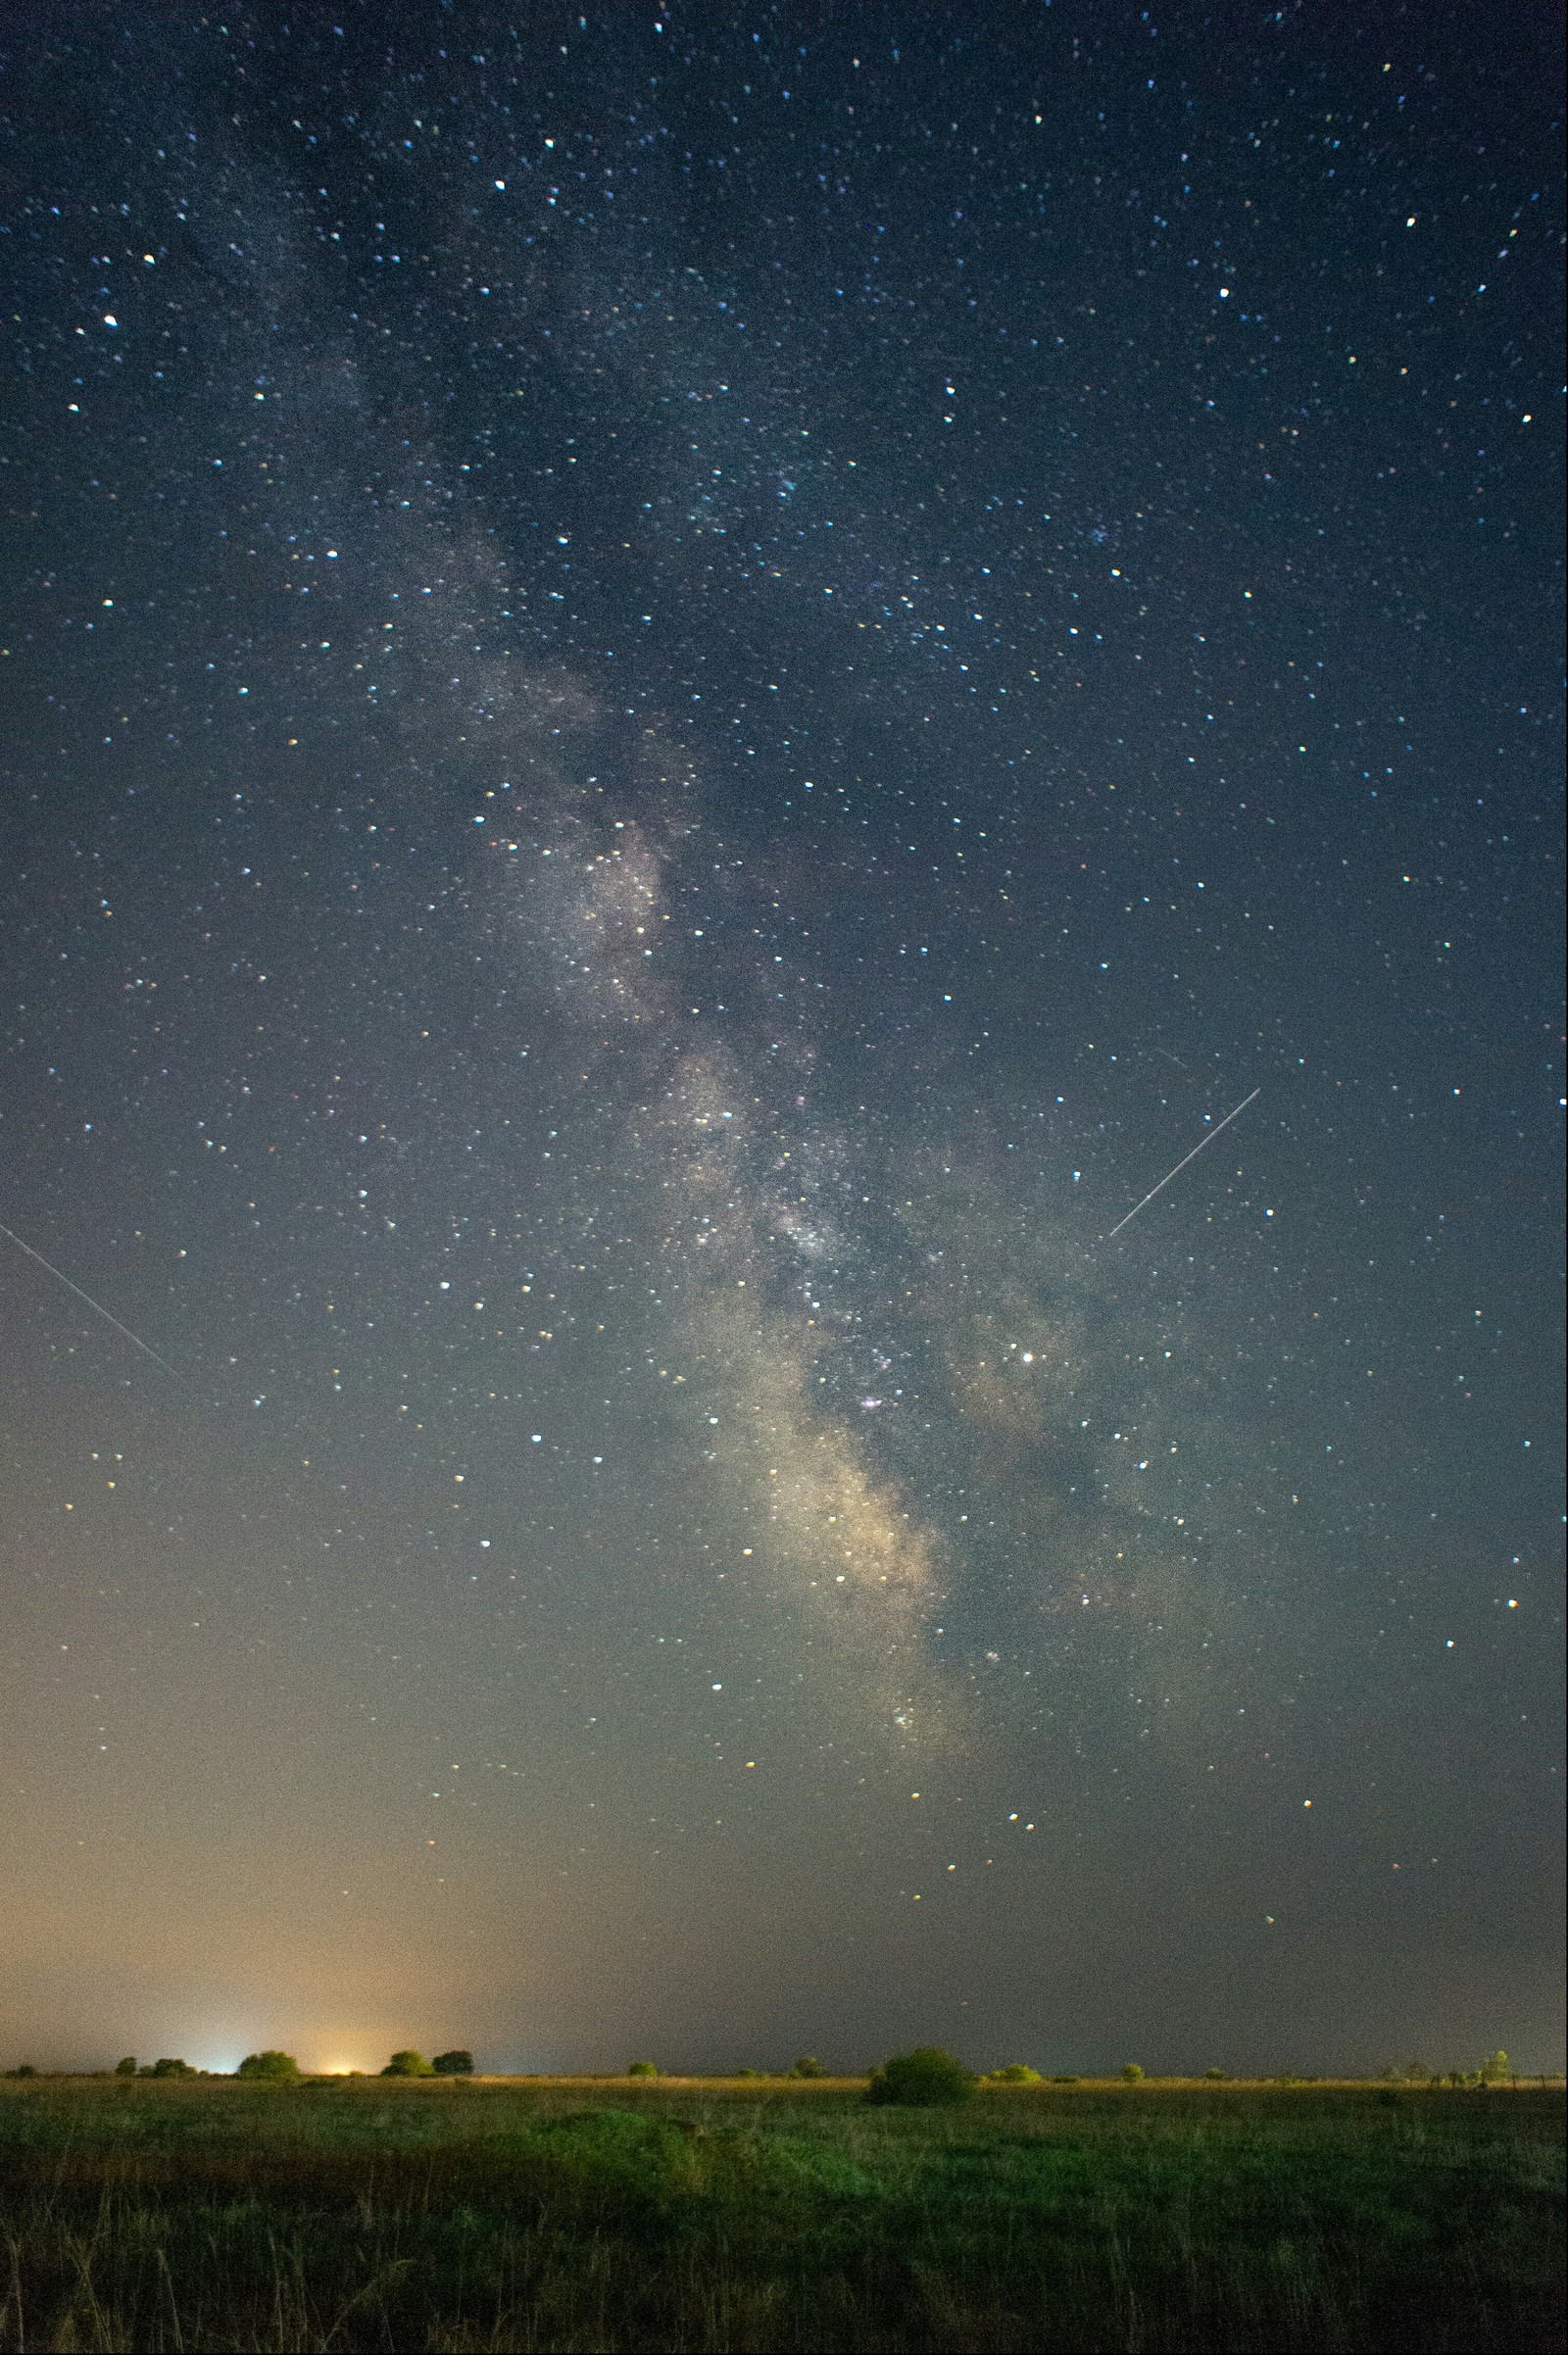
[1104,1087,1262,1240]
[0,1219,172,1371]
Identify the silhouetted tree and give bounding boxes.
[381,2050,435,2077]
[114,2056,137,2077]
[431,2049,474,2076]
[237,2050,300,2082]
[1121,2062,1145,2084]
[789,2055,827,2079]
[865,2049,973,2106]
[626,2060,659,2078]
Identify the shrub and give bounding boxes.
[626,2060,659,2079]
[1480,2049,1509,2085]
[789,2055,827,2079]
[381,2051,435,2078]
[1121,2062,1145,2084]
[149,2058,197,2080]
[1051,2074,1081,2085]
[114,2056,137,2077]
[865,2048,974,2107]
[1203,2067,1229,2082]
[431,2049,474,2076]
[987,2063,1042,2085]
[236,2051,300,2082]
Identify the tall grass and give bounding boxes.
[0,2076,1560,2351]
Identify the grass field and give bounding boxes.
[0,2073,1561,2352]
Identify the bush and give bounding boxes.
[1480,2049,1509,2085]
[626,2060,659,2079]
[431,2049,474,2077]
[236,2051,300,2082]
[1203,2068,1229,2082]
[789,2055,827,2079]
[381,2051,435,2078]
[114,2056,137,2077]
[1121,2062,1145,2084]
[987,2063,1042,2085]
[865,2048,974,2107]
[1050,2075,1081,2085]
[149,2059,197,2080]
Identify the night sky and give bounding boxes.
[2,5,1562,2080]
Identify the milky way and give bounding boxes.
[1,5,1560,2078]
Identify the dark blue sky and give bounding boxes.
[1,2,1561,2076]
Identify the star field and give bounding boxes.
[0,4,1561,2077]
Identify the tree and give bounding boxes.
[1479,2049,1509,2085]
[148,2058,197,2079]
[865,2048,974,2107]
[381,2050,435,2078]
[1121,2062,1145,2084]
[986,2063,1042,2085]
[236,2051,300,2082]
[789,2055,827,2079]
[626,2060,659,2079]
[431,2049,474,2077]
[114,2056,137,2077]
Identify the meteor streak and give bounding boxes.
[1104,1087,1261,1239]
[0,1219,172,1371]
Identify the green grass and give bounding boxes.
[0,2076,1560,2351]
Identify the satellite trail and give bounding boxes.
[1105,1088,1262,1240]
[0,1219,172,1371]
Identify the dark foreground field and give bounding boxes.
[0,2076,1561,2353]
